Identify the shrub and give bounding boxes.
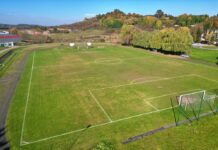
[92,140,115,150]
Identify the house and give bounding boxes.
[0,31,21,47]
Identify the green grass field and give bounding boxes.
[190,47,218,64]
[6,45,218,149]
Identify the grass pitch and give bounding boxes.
[6,44,218,149]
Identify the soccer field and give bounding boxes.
[6,45,218,149]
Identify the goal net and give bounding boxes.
[178,90,217,111]
[171,89,218,125]
[178,90,205,110]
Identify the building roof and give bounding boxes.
[0,34,21,43]
[0,31,9,35]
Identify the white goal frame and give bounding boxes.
[178,90,206,109]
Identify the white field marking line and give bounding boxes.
[20,106,175,146]
[192,74,218,84]
[88,89,112,122]
[20,51,36,146]
[130,77,162,84]
[20,74,215,146]
[93,74,194,91]
[144,89,203,102]
[145,101,159,111]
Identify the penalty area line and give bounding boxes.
[145,101,159,111]
[92,74,195,91]
[88,89,112,122]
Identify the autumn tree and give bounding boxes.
[191,27,203,42]
[205,31,215,44]
[137,16,156,29]
[120,24,138,45]
[132,31,151,48]
[154,20,163,30]
[100,18,123,28]
[132,27,193,53]
[9,28,19,35]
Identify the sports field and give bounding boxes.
[6,45,218,149]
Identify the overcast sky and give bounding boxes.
[0,0,217,26]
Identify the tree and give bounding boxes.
[162,19,175,27]
[176,14,189,26]
[132,27,193,53]
[174,27,193,52]
[100,18,123,28]
[137,16,156,28]
[155,10,165,18]
[205,31,214,44]
[191,26,203,42]
[132,31,151,48]
[154,20,162,30]
[9,28,18,34]
[120,24,138,45]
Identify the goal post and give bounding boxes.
[171,89,218,125]
[178,90,206,110]
[178,90,217,111]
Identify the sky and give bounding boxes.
[0,0,217,26]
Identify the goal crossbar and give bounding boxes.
[178,90,206,106]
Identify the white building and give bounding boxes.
[0,31,21,47]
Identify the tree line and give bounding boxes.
[120,25,193,54]
[96,9,217,44]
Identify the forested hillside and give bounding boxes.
[62,9,218,43]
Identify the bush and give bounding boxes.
[92,140,115,150]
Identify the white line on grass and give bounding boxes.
[192,74,218,84]
[21,106,174,146]
[88,89,112,122]
[20,51,36,146]
[93,74,194,91]
[130,77,161,84]
[145,101,159,111]
[19,72,217,146]
[145,89,203,102]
